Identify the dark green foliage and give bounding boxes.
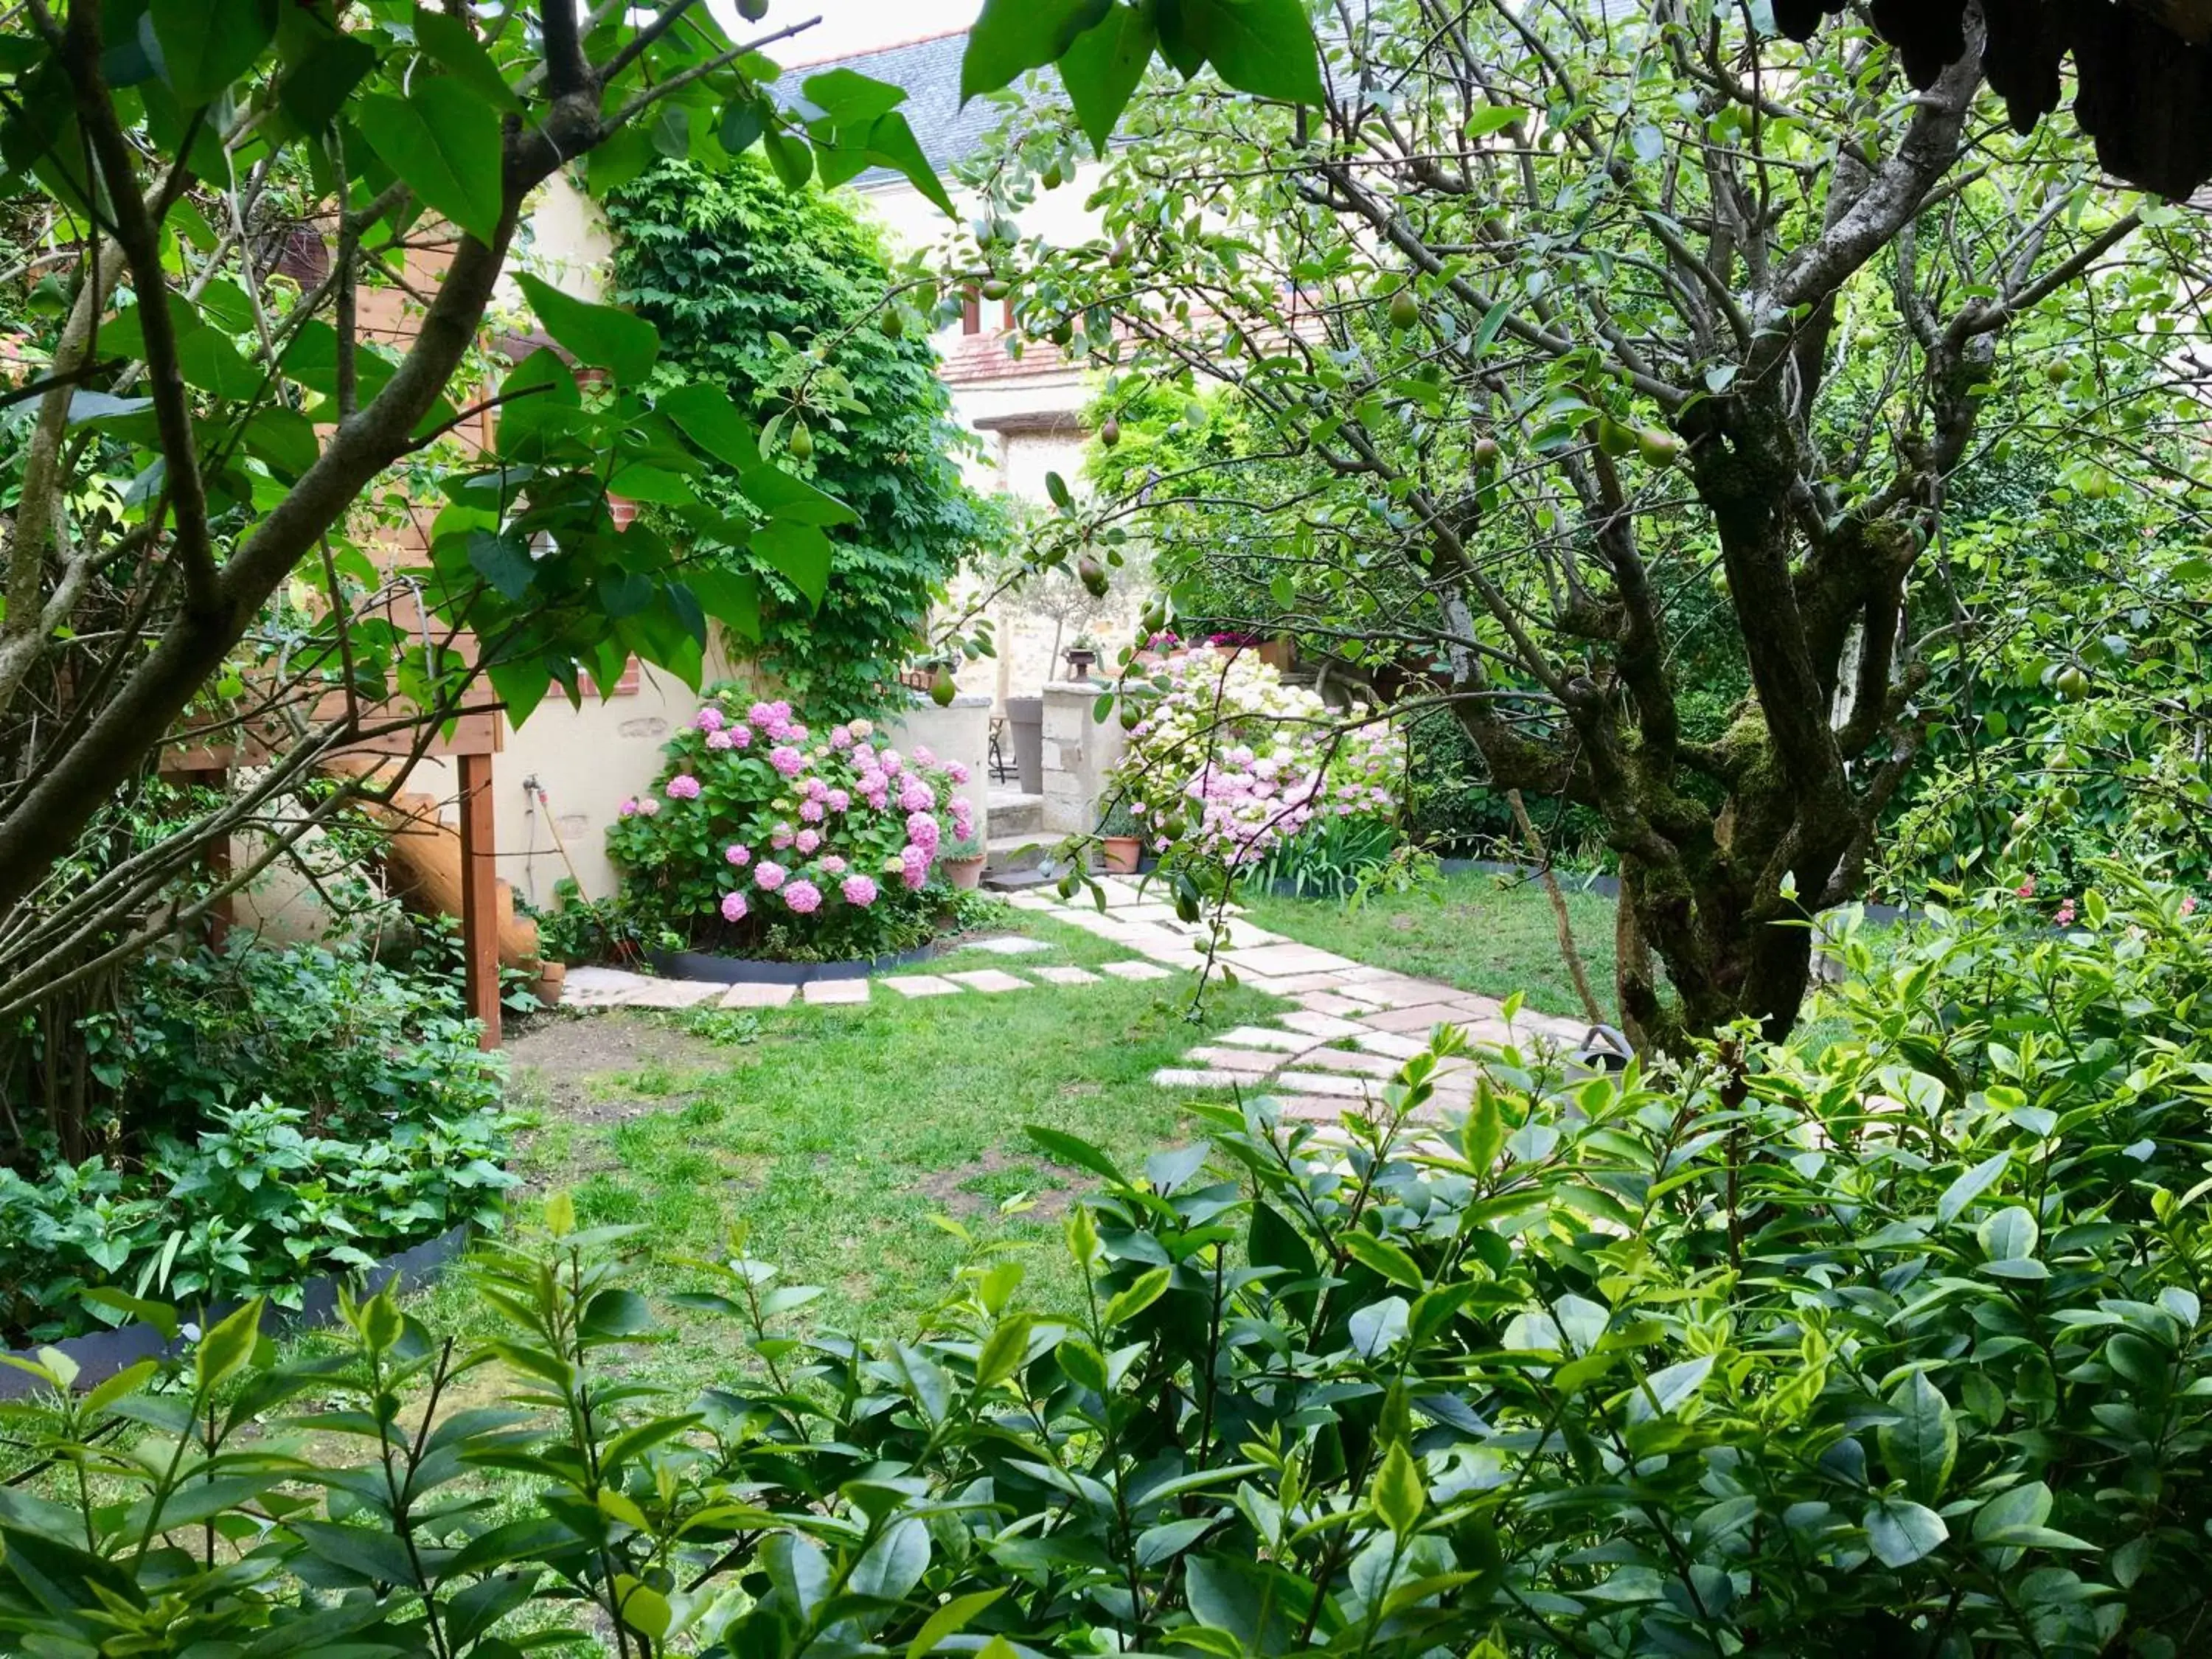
[605,160,1002,714]
[10,875,2212,1654]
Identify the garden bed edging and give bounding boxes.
[647,942,943,985]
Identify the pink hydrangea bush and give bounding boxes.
[608,692,974,958]
[1110,652,1403,874]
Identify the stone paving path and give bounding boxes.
[559,872,1593,1121]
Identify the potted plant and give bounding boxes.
[940,830,987,890]
[1099,796,1144,873]
[1063,633,1101,678]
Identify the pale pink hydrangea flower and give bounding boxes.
[783,878,821,914]
[636,797,660,817]
[796,828,821,855]
[829,726,854,750]
[913,745,936,767]
[726,723,751,748]
[619,798,639,817]
[842,874,879,908]
[725,843,751,866]
[848,718,874,739]
[898,779,935,813]
[771,824,794,849]
[695,706,725,732]
[947,761,970,785]
[665,774,700,800]
[799,800,825,823]
[720,891,748,922]
[707,729,735,751]
[827,788,851,813]
[769,745,805,777]
[820,855,848,875]
[754,860,787,891]
[880,750,904,774]
[2185,895,2199,917]
[748,701,776,724]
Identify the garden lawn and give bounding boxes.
[415,907,1284,1389]
[1241,869,1620,1020]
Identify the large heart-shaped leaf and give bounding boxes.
[358,80,504,245]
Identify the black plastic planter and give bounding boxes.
[647,942,943,985]
[0,1222,472,1399]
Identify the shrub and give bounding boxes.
[607,691,973,960]
[1113,650,1402,877]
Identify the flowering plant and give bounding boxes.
[1110,651,1402,874]
[607,690,973,959]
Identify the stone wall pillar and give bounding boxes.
[1040,681,1127,835]
[886,692,992,844]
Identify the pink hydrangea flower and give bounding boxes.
[900,845,930,889]
[666,774,700,800]
[898,779,935,813]
[2185,895,2199,917]
[820,855,848,874]
[913,745,936,767]
[829,725,853,750]
[2055,898,2078,926]
[848,718,873,739]
[783,878,821,914]
[906,811,940,852]
[618,798,639,817]
[799,800,825,823]
[706,729,735,751]
[2017,875,2037,898]
[695,706,725,732]
[827,788,851,813]
[947,761,970,785]
[754,860,787,892]
[768,745,804,777]
[771,823,794,849]
[796,828,821,854]
[803,777,829,801]
[727,723,752,748]
[865,793,889,813]
[720,890,748,922]
[842,874,879,908]
[725,843,751,866]
[636,797,660,816]
[788,723,809,742]
[858,768,886,794]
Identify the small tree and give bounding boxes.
[964,1,2207,1046]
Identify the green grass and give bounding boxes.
[406,908,1285,1388]
[1242,869,1619,1020]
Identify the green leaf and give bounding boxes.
[195,1298,263,1394]
[278,32,378,135]
[1058,4,1156,153]
[1465,105,1522,137]
[80,1287,179,1341]
[512,271,658,386]
[1978,1205,2039,1262]
[762,127,813,190]
[742,464,857,528]
[975,1313,1033,1388]
[1971,1481,2053,1543]
[291,1518,422,1586]
[1863,1499,1947,1568]
[658,383,762,470]
[863,112,956,218]
[1341,1231,1425,1291]
[175,328,262,401]
[1373,1440,1425,1537]
[1180,0,1324,103]
[849,1517,931,1602]
[720,98,766,156]
[1637,1355,1713,1417]
[1461,1080,1505,1171]
[153,0,276,105]
[467,530,535,601]
[413,7,523,114]
[1879,1372,1958,1504]
[962,0,1114,100]
[906,1588,1006,1659]
[752,521,832,609]
[1026,1124,1130,1186]
[1102,1265,1171,1327]
[358,81,504,245]
[1937,1150,2012,1223]
[804,68,908,125]
[580,1288,653,1338]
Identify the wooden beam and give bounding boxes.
[2131,0,2212,46]
[456,751,501,1048]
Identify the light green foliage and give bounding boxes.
[605,159,1003,713]
[10,876,2212,1653]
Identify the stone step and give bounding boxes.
[984,830,1051,875]
[988,789,1044,836]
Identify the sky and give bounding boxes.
[706,0,981,66]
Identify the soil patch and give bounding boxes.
[912,1148,1073,1221]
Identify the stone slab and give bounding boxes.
[1358,1004,1472,1034]
[620,979,727,1008]
[1275,1069,1381,1099]
[1256,971,1366,996]
[944,968,1030,993]
[1273,1093,1363,1121]
[1004,890,1058,911]
[1184,1045,1284,1075]
[718,981,797,1009]
[1214,943,1362,977]
[801,978,871,1005]
[1295,1046,1404,1079]
[1352,1029,1428,1060]
[881,974,962,997]
[963,936,1052,956]
[1215,1026,1320,1053]
[563,967,659,1006]
[1294,991,1371,1018]
[1100,960,1175,981]
[1032,964,1103,985]
[1280,1009,1368,1040]
[1151,1068,1249,1090]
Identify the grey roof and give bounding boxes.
[792,29,1001,186]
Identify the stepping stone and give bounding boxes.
[1281,1009,1368,1040]
[945,968,1029,992]
[1273,1093,1360,1121]
[1214,943,1361,978]
[563,966,659,1006]
[1093,877,1147,908]
[1294,990,1371,1019]
[1100,960,1175,981]
[1151,1068,1248,1090]
[1184,1045,1283,1075]
[882,974,962,997]
[1005,891,1058,911]
[1276,1069,1381,1099]
[1032,965,1102,986]
[1360,1004,1472,1034]
[621,979,727,1009]
[1297,1047,1403,1079]
[1256,971,1362,995]
[1352,1029,1428,1060]
[1046,908,1133,939]
[1216,1026,1318,1053]
[802,978,870,1005]
[719,981,797,1009]
[964,936,1051,956]
[1110,922,1204,962]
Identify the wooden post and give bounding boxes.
[456,751,501,1048]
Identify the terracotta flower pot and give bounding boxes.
[1102,836,1142,874]
[943,854,987,891]
[530,959,566,1007]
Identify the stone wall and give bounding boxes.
[884,692,992,851]
[1040,681,1128,835]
